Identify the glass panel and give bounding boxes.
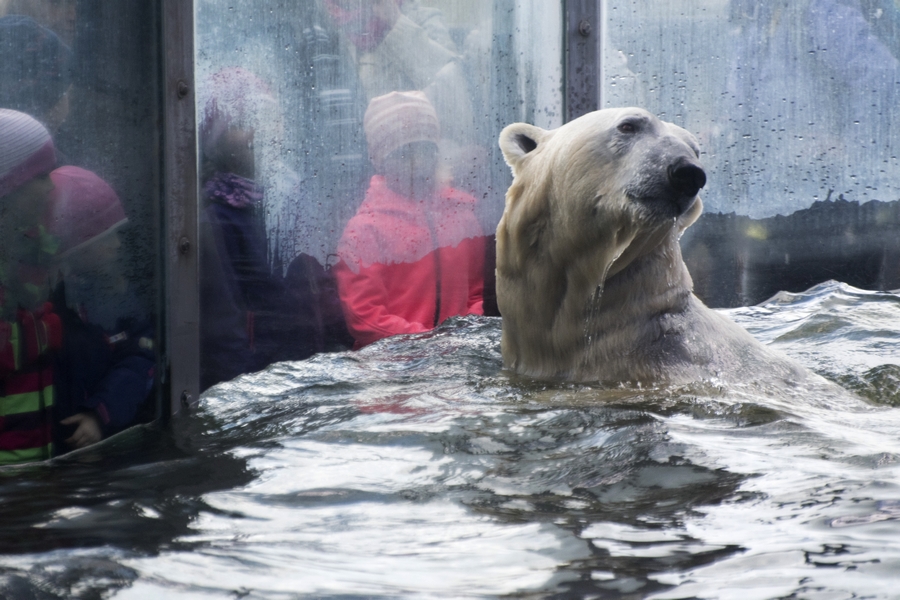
[0,1,161,463]
[195,0,562,389]
[602,0,900,306]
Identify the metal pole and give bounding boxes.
[161,0,200,415]
[564,0,600,122]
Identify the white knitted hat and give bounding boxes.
[0,108,56,198]
[364,91,440,171]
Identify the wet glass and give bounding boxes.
[0,1,162,464]
[195,0,563,389]
[602,0,900,307]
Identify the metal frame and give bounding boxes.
[162,0,199,416]
[153,0,599,410]
[564,0,601,122]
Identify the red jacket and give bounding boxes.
[0,303,63,465]
[335,176,485,348]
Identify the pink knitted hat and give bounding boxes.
[46,166,128,257]
[363,91,440,171]
[0,108,56,198]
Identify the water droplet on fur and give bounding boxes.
[582,260,614,360]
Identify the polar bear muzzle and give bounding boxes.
[625,147,706,219]
[668,156,706,202]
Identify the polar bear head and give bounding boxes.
[495,107,706,380]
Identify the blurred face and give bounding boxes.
[11,0,77,45]
[73,231,121,269]
[58,229,128,298]
[327,0,372,34]
[382,141,439,198]
[331,0,370,15]
[0,175,55,233]
[44,84,72,133]
[329,0,371,19]
[0,174,55,262]
[214,127,255,179]
[64,230,123,281]
[326,0,393,50]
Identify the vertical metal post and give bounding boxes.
[564,0,600,122]
[162,0,199,415]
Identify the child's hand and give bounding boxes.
[61,412,103,448]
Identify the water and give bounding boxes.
[3,280,900,599]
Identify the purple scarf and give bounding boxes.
[204,172,263,209]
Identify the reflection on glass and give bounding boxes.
[602,0,900,306]
[335,91,485,348]
[0,2,160,464]
[2,0,76,46]
[47,166,155,452]
[0,15,72,135]
[196,0,563,384]
[0,109,59,463]
[325,0,478,193]
[199,67,300,389]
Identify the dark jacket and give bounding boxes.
[52,281,154,448]
[200,174,313,389]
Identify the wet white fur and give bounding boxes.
[496,108,807,384]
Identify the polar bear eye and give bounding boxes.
[617,121,638,134]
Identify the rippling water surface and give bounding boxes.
[3,281,900,599]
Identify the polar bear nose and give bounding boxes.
[667,158,706,198]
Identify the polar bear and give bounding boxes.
[496,107,806,384]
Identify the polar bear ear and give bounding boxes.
[499,123,549,176]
